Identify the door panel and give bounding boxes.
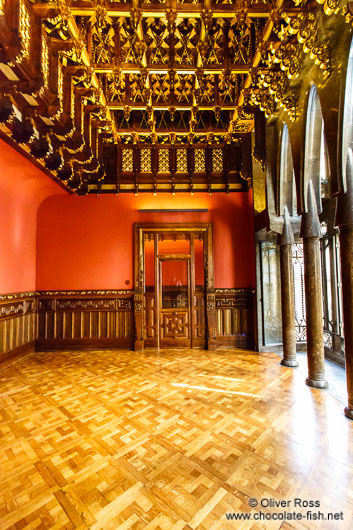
[159,258,191,348]
[193,289,206,347]
[160,310,190,347]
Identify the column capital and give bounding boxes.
[300,180,321,239]
[278,206,294,245]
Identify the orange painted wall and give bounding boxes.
[37,192,255,290]
[0,139,65,294]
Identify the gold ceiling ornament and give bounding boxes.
[280,94,298,121]
[0,0,5,16]
[268,41,301,79]
[250,89,276,119]
[165,6,177,30]
[201,7,214,30]
[256,70,297,121]
[342,3,353,23]
[90,8,115,64]
[316,0,340,15]
[129,6,142,29]
[0,0,338,194]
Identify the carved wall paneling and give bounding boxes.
[36,292,134,350]
[215,290,255,349]
[0,288,255,362]
[0,293,36,365]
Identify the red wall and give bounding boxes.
[0,139,65,294]
[37,192,255,290]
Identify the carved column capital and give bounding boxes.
[300,180,321,239]
[278,206,294,246]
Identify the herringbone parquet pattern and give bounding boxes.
[1,349,353,530]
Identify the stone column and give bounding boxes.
[300,180,328,388]
[336,149,353,420]
[279,207,298,367]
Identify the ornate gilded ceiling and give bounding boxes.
[0,0,347,194]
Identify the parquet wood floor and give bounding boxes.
[1,349,353,530]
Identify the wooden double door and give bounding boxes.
[134,223,214,350]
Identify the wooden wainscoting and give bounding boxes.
[215,289,255,349]
[0,292,36,366]
[36,290,134,351]
[0,288,255,361]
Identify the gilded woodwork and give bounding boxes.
[215,291,254,349]
[37,291,134,350]
[0,0,346,193]
[0,292,36,363]
[0,287,254,362]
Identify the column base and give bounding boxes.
[344,407,353,421]
[281,359,298,368]
[305,377,328,389]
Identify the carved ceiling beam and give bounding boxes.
[108,103,251,111]
[31,1,301,19]
[69,7,275,18]
[53,0,118,141]
[94,65,257,74]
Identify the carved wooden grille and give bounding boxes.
[212,149,223,172]
[122,149,134,172]
[140,149,152,172]
[194,149,206,172]
[176,149,187,172]
[158,149,169,172]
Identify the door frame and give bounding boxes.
[133,223,215,350]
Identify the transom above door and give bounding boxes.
[134,223,215,350]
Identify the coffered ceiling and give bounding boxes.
[0,0,344,194]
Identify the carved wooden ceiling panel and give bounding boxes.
[0,0,344,194]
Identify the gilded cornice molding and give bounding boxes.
[214,288,256,294]
[37,290,134,296]
[0,288,255,301]
[0,291,36,302]
[0,290,134,302]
